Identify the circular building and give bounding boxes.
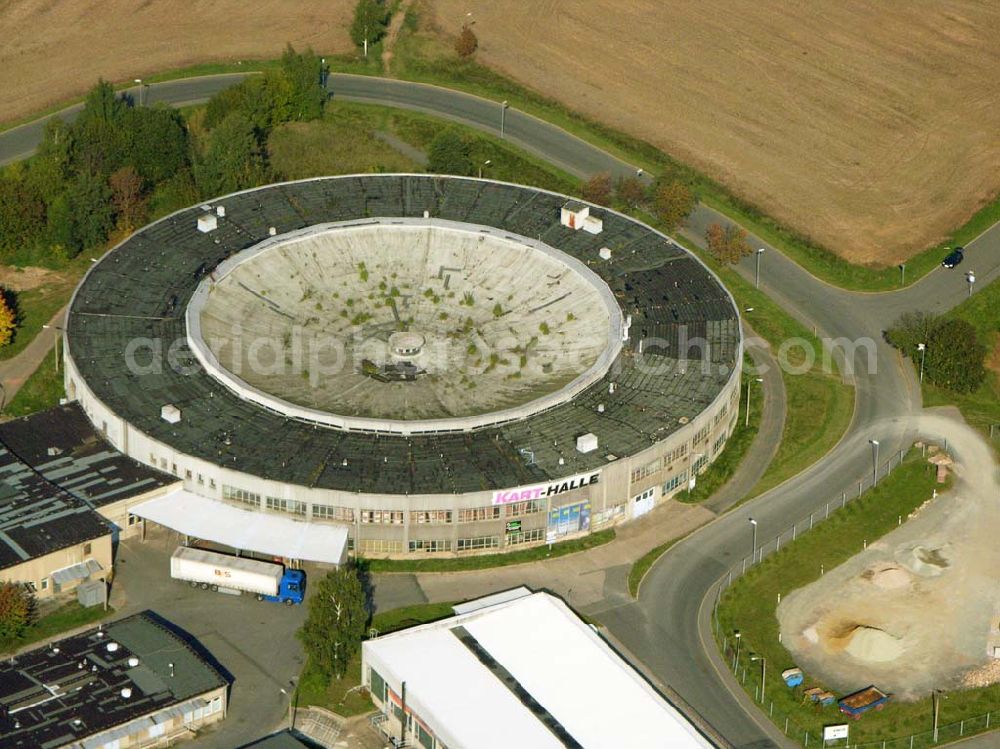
[65,175,741,559]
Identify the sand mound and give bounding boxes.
[869,565,911,590]
[896,544,950,577]
[845,626,905,663]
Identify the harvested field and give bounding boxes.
[0,0,353,122]
[432,1,1000,264]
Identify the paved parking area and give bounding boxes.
[112,527,308,749]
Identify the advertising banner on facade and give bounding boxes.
[491,470,601,505]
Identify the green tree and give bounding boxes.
[350,0,390,49]
[68,170,115,250]
[72,80,130,175]
[887,313,986,394]
[44,193,77,257]
[28,118,74,205]
[0,582,35,645]
[653,180,696,231]
[281,44,327,121]
[427,130,473,176]
[298,565,368,678]
[125,107,190,185]
[194,113,268,198]
[205,73,293,132]
[0,165,46,261]
[110,166,146,232]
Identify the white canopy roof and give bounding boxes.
[131,489,348,565]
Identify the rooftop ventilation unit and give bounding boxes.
[269,227,277,236]
[576,433,599,453]
[121,687,132,699]
[127,656,139,667]
[216,205,226,218]
[161,404,182,424]
[106,642,119,653]
[197,214,218,233]
[599,247,612,260]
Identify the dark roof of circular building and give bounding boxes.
[67,175,740,495]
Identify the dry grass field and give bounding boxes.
[432,0,1000,264]
[0,0,353,121]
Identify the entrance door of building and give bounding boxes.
[632,487,656,518]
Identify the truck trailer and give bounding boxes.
[170,547,305,605]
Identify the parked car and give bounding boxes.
[942,247,964,268]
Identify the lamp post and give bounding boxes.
[750,654,766,703]
[754,248,765,289]
[899,263,906,286]
[917,342,926,384]
[732,630,741,671]
[749,517,758,563]
[967,270,976,297]
[500,100,510,138]
[745,376,764,428]
[134,79,144,107]
[869,439,880,486]
[933,689,945,743]
[478,159,492,179]
[42,324,64,374]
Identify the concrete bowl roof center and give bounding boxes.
[188,221,623,432]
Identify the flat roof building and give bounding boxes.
[362,590,718,748]
[0,610,228,748]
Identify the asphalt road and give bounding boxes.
[2,73,999,748]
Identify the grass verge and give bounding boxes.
[1,602,113,655]
[628,539,680,599]
[714,452,991,746]
[3,353,65,417]
[676,359,762,505]
[362,529,614,573]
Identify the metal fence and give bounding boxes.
[709,444,1000,748]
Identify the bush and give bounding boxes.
[427,130,473,176]
[0,290,16,348]
[615,175,646,209]
[653,179,696,230]
[455,24,479,58]
[581,172,612,206]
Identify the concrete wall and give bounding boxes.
[66,348,740,559]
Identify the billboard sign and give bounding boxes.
[505,520,522,533]
[492,470,600,505]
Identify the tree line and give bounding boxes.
[0,45,327,269]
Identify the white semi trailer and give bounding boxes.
[170,547,305,604]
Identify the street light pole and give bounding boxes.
[478,159,492,179]
[750,654,766,703]
[933,689,941,743]
[899,263,905,286]
[733,631,741,671]
[869,439,880,486]
[967,270,976,297]
[754,248,765,289]
[134,79,143,107]
[917,343,926,384]
[500,100,510,138]
[745,376,764,428]
[749,518,758,563]
[43,324,62,374]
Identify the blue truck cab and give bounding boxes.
[262,568,306,605]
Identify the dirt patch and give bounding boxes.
[431,0,1000,264]
[0,0,354,125]
[778,413,1000,699]
[0,266,67,292]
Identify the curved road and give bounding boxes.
[3,73,1000,749]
